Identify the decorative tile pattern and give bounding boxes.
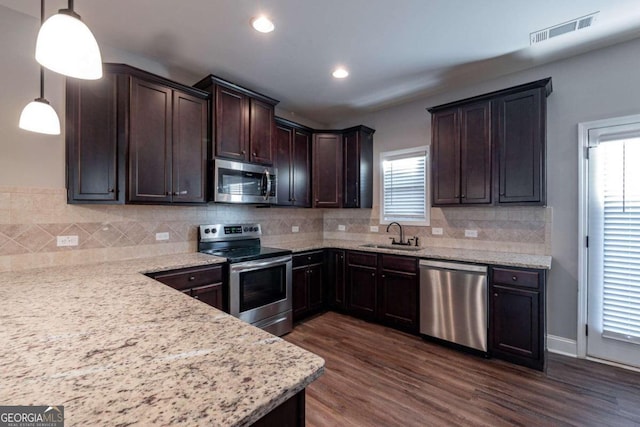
[0,186,551,271]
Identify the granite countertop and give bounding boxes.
[0,253,324,426]
[274,239,552,269]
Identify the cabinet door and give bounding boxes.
[327,250,346,309]
[292,267,309,320]
[274,124,293,205]
[460,101,492,204]
[172,90,207,203]
[347,264,377,319]
[66,73,120,202]
[215,85,247,161]
[313,133,343,208]
[490,284,541,365]
[129,77,172,202]
[379,269,418,331]
[292,129,312,207]
[495,88,545,204]
[249,99,274,165]
[431,109,461,205]
[308,263,324,310]
[343,130,360,208]
[191,283,225,311]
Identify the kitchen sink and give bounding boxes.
[360,243,423,252]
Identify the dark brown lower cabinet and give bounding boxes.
[148,264,227,312]
[252,390,305,427]
[378,255,419,332]
[489,266,546,370]
[346,251,378,320]
[327,249,346,310]
[344,252,418,332]
[292,251,325,322]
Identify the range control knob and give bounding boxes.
[211,228,217,234]
[244,227,249,232]
[204,228,210,234]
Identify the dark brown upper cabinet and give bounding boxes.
[312,133,343,208]
[428,78,551,207]
[312,126,375,209]
[274,117,312,207]
[194,75,279,166]
[66,63,209,205]
[343,126,374,208]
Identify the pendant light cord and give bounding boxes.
[39,0,45,100]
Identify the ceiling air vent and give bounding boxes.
[530,12,599,45]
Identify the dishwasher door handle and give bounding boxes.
[419,259,487,274]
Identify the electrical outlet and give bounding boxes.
[370,226,379,232]
[431,227,443,236]
[338,224,346,231]
[56,235,79,247]
[155,232,170,241]
[291,226,300,233]
[464,229,478,238]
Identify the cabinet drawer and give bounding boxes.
[492,267,539,289]
[381,255,417,273]
[347,251,378,267]
[151,265,223,291]
[293,251,324,267]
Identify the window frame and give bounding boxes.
[379,146,430,226]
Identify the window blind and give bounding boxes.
[601,138,640,344]
[382,152,427,222]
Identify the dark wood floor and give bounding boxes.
[285,312,640,427]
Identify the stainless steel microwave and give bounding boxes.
[213,158,277,204]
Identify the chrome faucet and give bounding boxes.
[386,221,410,246]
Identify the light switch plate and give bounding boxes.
[155,232,170,241]
[431,227,443,235]
[56,235,79,247]
[338,225,346,231]
[292,226,300,233]
[370,226,379,232]
[464,229,478,238]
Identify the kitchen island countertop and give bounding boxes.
[0,253,324,426]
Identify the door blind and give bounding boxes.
[600,138,640,344]
[382,152,427,222]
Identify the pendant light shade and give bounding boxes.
[19,0,60,135]
[35,1,102,80]
[19,97,61,135]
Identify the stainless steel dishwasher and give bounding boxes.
[419,260,488,352]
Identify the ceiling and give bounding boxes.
[3,0,640,125]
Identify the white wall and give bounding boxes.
[331,37,640,340]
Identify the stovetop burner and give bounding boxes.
[197,223,291,263]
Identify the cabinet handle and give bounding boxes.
[494,293,498,297]
[500,192,505,196]
[371,273,375,277]
[252,152,257,156]
[108,188,115,193]
[166,192,171,196]
[512,276,518,281]
[242,150,246,154]
[461,194,465,198]
[189,276,196,281]
[194,295,200,300]
[173,192,178,196]
[381,274,385,278]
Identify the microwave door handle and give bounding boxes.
[263,169,272,201]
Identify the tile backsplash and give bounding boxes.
[0,186,551,272]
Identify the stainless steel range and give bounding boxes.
[198,223,293,336]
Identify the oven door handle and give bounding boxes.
[230,255,292,273]
[262,169,272,201]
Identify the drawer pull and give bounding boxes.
[512,276,518,281]
[189,276,196,281]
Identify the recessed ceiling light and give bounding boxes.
[251,16,275,33]
[332,68,349,79]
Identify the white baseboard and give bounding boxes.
[546,335,578,357]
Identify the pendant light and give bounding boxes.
[35,0,102,80]
[19,0,61,135]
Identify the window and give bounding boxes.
[380,146,429,225]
